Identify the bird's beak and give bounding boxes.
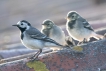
[41,23,45,25]
[65,17,71,21]
[12,24,18,27]
[67,17,71,21]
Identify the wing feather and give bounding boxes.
[26,26,62,46]
[79,18,94,31]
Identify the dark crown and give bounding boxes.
[20,20,31,26]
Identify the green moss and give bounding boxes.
[73,46,83,52]
[27,61,49,71]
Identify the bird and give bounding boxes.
[12,20,63,61]
[41,19,66,45]
[41,19,74,50]
[66,11,103,45]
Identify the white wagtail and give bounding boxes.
[41,19,66,45]
[41,19,75,49]
[12,20,63,61]
[66,11,103,44]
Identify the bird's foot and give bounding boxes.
[82,38,88,43]
[27,56,39,62]
[77,38,88,45]
[27,49,42,62]
[77,42,82,45]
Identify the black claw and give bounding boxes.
[27,54,40,62]
[28,57,39,62]
[28,55,35,59]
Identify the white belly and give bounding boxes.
[67,27,92,41]
[21,37,44,49]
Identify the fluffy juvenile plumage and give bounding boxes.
[41,19,66,45]
[41,19,68,50]
[66,11,103,44]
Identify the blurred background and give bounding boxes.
[0,0,106,59]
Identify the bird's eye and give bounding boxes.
[21,23,23,25]
[71,15,74,18]
[47,24,49,26]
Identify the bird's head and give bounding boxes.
[42,19,55,29]
[12,20,31,32]
[67,11,80,22]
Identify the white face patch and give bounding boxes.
[17,21,30,30]
[42,25,47,29]
[17,21,21,25]
[67,18,71,22]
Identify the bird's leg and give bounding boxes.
[65,37,71,47]
[33,49,42,60]
[82,38,88,43]
[65,36,75,47]
[77,38,88,45]
[29,50,40,59]
[77,41,82,45]
[28,49,42,61]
